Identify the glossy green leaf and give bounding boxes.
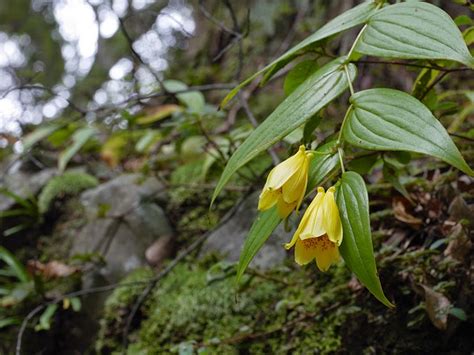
[337,172,393,307]
[283,60,319,95]
[236,206,281,283]
[347,154,379,175]
[343,89,473,176]
[355,2,473,67]
[221,1,377,107]
[58,127,97,172]
[213,58,356,204]
[302,114,322,144]
[307,140,339,192]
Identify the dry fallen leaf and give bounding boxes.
[444,224,472,262]
[28,260,79,278]
[420,284,451,331]
[393,198,423,226]
[448,196,474,223]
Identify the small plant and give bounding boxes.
[0,188,40,237]
[212,1,473,307]
[37,171,99,214]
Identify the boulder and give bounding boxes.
[71,174,173,283]
[200,192,293,269]
[0,160,56,211]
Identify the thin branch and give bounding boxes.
[2,85,86,116]
[118,16,167,93]
[419,71,449,100]
[93,83,235,114]
[449,132,474,143]
[198,0,241,37]
[354,59,472,72]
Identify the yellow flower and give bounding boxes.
[285,186,343,272]
[258,145,313,219]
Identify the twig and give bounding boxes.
[449,132,474,143]
[2,85,86,116]
[93,83,235,114]
[198,0,241,37]
[354,59,472,72]
[118,16,167,93]
[419,71,449,100]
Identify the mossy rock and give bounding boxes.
[96,261,353,354]
[38,171,99,214]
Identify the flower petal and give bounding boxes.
[264,145,306,190]
[313,236,340,272]
[285,187,324,249]
[294,238,318,265]
[258,188,279,211]
[299,187,326,239]
[276,198,296,219]
[281,152,309,206]
[322,187,343,245]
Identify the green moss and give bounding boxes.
[38,171,99,214]
[95,267,155,353]
[96,261,352,354]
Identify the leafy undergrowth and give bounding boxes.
[96,170,473,354]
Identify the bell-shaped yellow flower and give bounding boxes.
[258,145,313,219]
[285,186,343,272]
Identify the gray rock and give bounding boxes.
[201,192,294,269]
[71,174,173,283]
[0,161,56,211]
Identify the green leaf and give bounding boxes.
[163,80,205,113]
[454,15,472,27]
[337,172,393,307]
[347,154,379,175]
[35,304,58,331]
[221,1,377,106]
[213,58,357,204]
[307,140,339,192]
[302,114,322,144]
[355,2,473,67]
[449,307,467,321]
[283,60,319,95]
[58,127,97,172]
[383,162,412,202]
[0,246,31,283]
[70,297,82,312]
[0,188,35,211]
[343,89,473,176]
[22,123,61,151]
[135,130,161,152]
[0,317,20,329]
[236,206,281,283]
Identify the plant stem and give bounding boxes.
[346,24,367,61]
[344,65,355,96]
[337,105,353,145]
[338,148,346,174]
